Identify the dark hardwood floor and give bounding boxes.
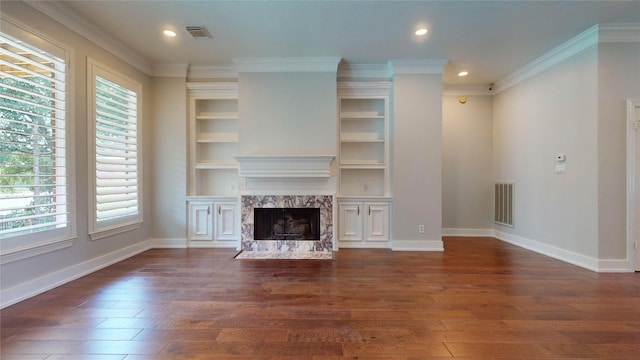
[2,237,640,359]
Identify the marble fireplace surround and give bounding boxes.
[235,155,336,253]
[240,195,333,252]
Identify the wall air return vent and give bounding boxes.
[494,182,514,226]
[186,25,213,39]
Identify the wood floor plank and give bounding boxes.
[2,237,640,359]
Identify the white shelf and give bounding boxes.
[341,138,384,143]
[197,133,239,143]
[194,161,238,170]
[338,82,390,198]
[341,112,384,119]
[340,163,386,170]
[197,112,239,120]
[188,83,240,198]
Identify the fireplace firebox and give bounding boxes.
[254,208,320,240]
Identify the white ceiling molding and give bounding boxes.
[338,81,392,97]
[233,57,342,73]
[24,0,152,75]
[188,65,238,80]
[389,59,448,75]
[599,23,640,42]
[151,63,188,77]
[492,25,599,94]
[338,63,392,80]
[443,85,493,96]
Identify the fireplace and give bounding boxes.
[254,208,320,240]
[234,155,336,253]
[240,195,333,252]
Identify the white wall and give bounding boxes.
[238,72,337,156]
[597,42,640,259]
[392,74,443,249]
[150,77,187,241]
[442,95,493,232]
[493,46,600,259]
[1,1,152,305]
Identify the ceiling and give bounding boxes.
[48,1,640,86]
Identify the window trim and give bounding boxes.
[87,58,143,240]
[0,15,76,263]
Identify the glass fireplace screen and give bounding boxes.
[254,208,320,240]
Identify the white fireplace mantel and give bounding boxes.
[234,155,335,179]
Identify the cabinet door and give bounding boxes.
[215,202,238,241]
[365,203,389,242]
[339,203,363,241]
[188,202,213,241]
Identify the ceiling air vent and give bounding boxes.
[186,25,213,39]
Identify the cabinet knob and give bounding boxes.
[368,206,371,215]
[207,206,211,215]
[218,205,221,215]
[357,206,360,215]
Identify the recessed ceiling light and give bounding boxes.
[415,28,428,36]
[458,71,469,77]
[163,29,177,38]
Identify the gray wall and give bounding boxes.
[150,77,187,241]
[597,42,640,259]
[238,72,337,157]
[1,2,152,295]
[392,74,443,248]
[442,95,493,231]
[492,46,600,258]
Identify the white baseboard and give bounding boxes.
[493,230,602,272]
[188,241,239,248]
[151,238,187,248]
[338,242,391,249]
[1,240,152,308]
[442,228,494,237]
[392,239,444,251]
[597,259,633,273]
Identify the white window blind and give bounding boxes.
[0,30,69,241]
[89,61,141,235]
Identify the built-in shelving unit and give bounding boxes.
[338,82,391,198]
[188,83,240,197]
[186,82,240,248]
[337,81,392,248]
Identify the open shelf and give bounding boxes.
[338,82,390,198]
[188,83,240,198]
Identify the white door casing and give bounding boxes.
[627,100,640,271]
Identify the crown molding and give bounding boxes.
[389,59,448,75]
[186,82,238,97]
[337,81,392,96]
[337,63,392,80]
[443,85,493,96]
[24,0,152,75]
[599,23,640,43]
[188,65,238,80]
[151,63,188,77]
[233,57,342,73]
[493,25,598,94]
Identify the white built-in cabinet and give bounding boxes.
[338,201,390,247]
[188,200,238,244]
[337,82,392,247]
[186,83,239,247]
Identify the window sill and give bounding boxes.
[89,221,142,241]
[1,237,75,265]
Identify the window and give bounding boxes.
[0,22,72,252]
[88,59,142,238]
